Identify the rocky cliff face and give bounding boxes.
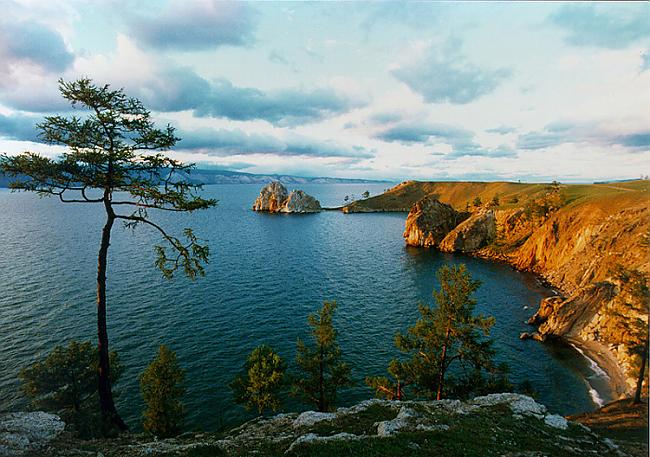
[403,196,467,247]
[399,182,649,395]
[478,196,649,394]
[439,209,496,253]
[252,181,321,213]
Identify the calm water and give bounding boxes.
[0,184,608,430]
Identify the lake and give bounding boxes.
[0,183,610,430]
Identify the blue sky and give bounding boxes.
[0,1,648,182]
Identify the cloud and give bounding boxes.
[486,126,517,135]
[642,51,650,72]
[377,122,472,144]
[517,122,650,151]
[0,113,41,142]
[391,39,511,104]
[616,132,650,149]
[376,122,516,159]
[131,0,256,50]
[549,4,650,49]
[0,20,74,74]
[360,2,444,35]
[143,69,364,125]
[176,127,375,159]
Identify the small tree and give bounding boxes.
[473,196,482,207]
[231,345,286,414]
[366,364,406,401]
[610,266,649,404]
[293,301,352,411]
[20,341,122,437]
[361,190,370,199]
[390,264,497,400]
[490,194,500,207]
[0,79,216,430]
[140,345,185,438]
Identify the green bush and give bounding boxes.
[140,345,185,437]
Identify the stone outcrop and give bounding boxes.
[403,196,467,247]
[252,181,321,213]
[40,395,622,456]
[0,412,65,456]
[439,209,496,253]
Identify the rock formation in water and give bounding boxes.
[403,196,467,247]
[439,209,496,253]
[252,181,321,213]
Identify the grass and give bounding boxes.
[345,180,649,213]
[307,403,398,436]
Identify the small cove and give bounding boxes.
[0,183,613,429]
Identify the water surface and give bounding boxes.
[0,184,607,429]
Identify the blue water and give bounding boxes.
[0,184,606,430]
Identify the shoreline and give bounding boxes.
[565,337,630,404]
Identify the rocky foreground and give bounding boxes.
[5,394,636,456]
[252,181,321,213]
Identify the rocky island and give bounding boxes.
[252,181,321,213]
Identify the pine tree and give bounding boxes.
[19,340,122,437]
[140,345,185,437]
[0,79,216,430]
[293,301,352,411]
[390,264,498,400]
[231,345,286,414]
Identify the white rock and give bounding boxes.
[415,424,450,432]
[473,393,546,418]
[544,414,568,430]
[285,432,361,453]
[292,411,336,428]
[0,412,65,456]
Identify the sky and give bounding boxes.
[0,1,649,182]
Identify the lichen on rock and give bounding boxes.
[0,412,65,456]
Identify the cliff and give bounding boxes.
[252,181,321,213]
[25,394,629,456]
[380,180,649,394]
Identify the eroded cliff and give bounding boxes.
[397,180,649,394]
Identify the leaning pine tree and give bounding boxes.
[0,79,216,431]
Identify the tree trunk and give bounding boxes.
[318,346,325,412]
[633,337,648,404]
[436,325,452,401]
[97,208,127,431]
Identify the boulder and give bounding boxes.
[0,412,65,456]
[252,182,321,213]
[439,209,497,253]
[403,196,466,247]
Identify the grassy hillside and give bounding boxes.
[344,180,649,213]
